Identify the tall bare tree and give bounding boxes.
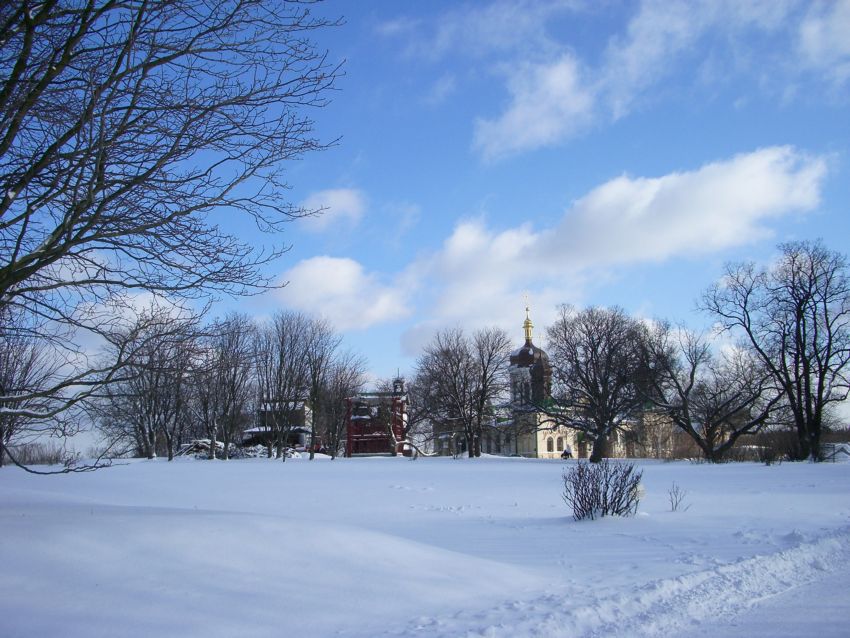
[642,323,782,462]
[391,373,433,455]
[542,306,649,463]
[703,241,850,460]
[253,311,310,460]
[99,308,200,460]
[415,327,511,458]
[318,350,366,459]
[211,314,256,459]
[470,327,512,456]
[305,317,341,460]
[0,308,61,467]
[0,1,339,455]
[189,313,256,459]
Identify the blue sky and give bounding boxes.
[230,0,850,382]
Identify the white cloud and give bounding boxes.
[554,146,825,266]
[405,146,826,336]
[455,0,809,159]
[392,0,581,61]
[300,188,366,233]
[278,256,410,331]
[601,0,799,118]
[383,201,421,245]
[383,0,849,160]
[425,73,457,106]
[473,54,595,160]
[374,16,420,38]
[278,149,826,342]
[798,0,850,84]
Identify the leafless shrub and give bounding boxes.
[668,482,690,512]
[562,460,643,521]
[5,442,75,467]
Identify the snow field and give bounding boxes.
[0,455,848,637]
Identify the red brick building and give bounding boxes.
[345,378,408,456]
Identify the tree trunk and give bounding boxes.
[0,426,6,467]
[146,428,156,459]
[704,447,722,463]
[309,409,316,460]
[796,426,812,461]
[222,427,231,460]
[208,420,217,460]
[808,428,821,461]
[589,434,608,463]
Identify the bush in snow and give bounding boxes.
[562,460,643,521]
[4,441,77,467]
[668,482,690,512]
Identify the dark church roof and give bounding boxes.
[510,340,550,368]
[511,340,549,368]
[509,306,552,405]
[510,306,550,368]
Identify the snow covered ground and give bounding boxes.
[1,455,848,637]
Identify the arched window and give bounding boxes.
[546,437,554,452]
[557,437,564,451]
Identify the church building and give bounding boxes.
[502,307,581,459]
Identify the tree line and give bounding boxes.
[411,241,850,463]
[95,309,366,462]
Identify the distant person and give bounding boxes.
[561,445,573,459]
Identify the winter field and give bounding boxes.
[1,456,848,638]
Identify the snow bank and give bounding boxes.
[1,457,848,637]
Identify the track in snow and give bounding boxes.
[380,525,850,638]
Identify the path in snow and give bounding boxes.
[380,525,850,638]
[677,566,850,638]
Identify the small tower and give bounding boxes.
[509,304,551,406]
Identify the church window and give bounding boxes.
[546,437,554,452]
[557,437,564,451]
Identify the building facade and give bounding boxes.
[345,378,409,457]
[496,307,582,459]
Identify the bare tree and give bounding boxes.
[189,313,256,459]
[211,314,256,459]
[703,241,850,460]
[415,327,511,458]
[0,1,340,457]
[470,327,512,456]
[253,311,310,460]
[305,317,341,460]
[396,373,434,455]
[99,308,199,460]
[188,339,222,459]
[642,323,782,462]
[317,350,366,459]
[542,306,649,463]
[0,308,61,466]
